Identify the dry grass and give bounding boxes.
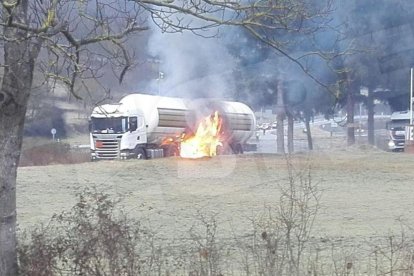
[17,151,414,275]
[17,150,414,238]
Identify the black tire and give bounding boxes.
[231,143,243,154]
[166,145,179,157]
[217,142,231,155]
[236,144,243,154]
[237,144,244,154]
[135,147,147,159]
[216,144,225,155]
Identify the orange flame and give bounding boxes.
[180,111,223,159]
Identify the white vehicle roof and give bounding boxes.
[91,104,124,118]
[390,110,412,121]
[91,94,188,119]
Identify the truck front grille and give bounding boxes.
[95,139,120,159]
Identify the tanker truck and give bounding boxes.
[89,93,256,160]
[386,110,411,151]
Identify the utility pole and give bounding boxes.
[410,68,413,125]
[157,71,164,95]
[405,68,414,153]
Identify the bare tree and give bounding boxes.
[0,0,337,274]
[0,1,146,274]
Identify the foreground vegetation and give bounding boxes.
[18,157,414,275]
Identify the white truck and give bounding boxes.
[89,93,256,160]
[387,110,411,151]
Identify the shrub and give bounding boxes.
[19,142,89,166]
[18,188,156,275]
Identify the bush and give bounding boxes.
[19,142,89,166]
[17,157,322,275]
[18,189,156,275]
[21,158,414,275]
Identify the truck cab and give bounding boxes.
[387,111,411,151]
[89,104,147,160]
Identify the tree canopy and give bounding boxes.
[0,1,340,274]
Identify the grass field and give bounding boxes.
[17,149,414,241]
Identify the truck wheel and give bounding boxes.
[166,145,179,157]
[135,148,147,159]
[216,145,224,155]
[217,143,231,155]
[231,143,243,154]
[237,144,244,154]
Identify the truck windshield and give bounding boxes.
[388,119,409,129]
[91,117,127,133]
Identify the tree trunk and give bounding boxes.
[287,113,294,153]
[305,116,313,150]
[0,2,40,274]
[276,81,285,154]
[0,92,26,276]
[367,89,375,145]
[347,85,355,146]
[277,114,285,153]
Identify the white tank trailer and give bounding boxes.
[89,93,256,160]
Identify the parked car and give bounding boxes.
[259,123,271,130]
